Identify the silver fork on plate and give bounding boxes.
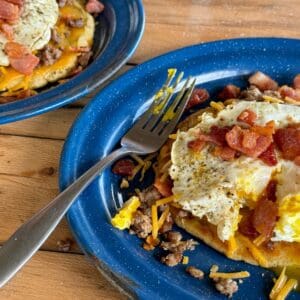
[0,71,195,288]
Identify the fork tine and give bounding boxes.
[144,72,185,130]
[153,78,196,135]
[133,71,179,128]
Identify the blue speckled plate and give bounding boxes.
[60,38,300,299]
[0,0,144,124]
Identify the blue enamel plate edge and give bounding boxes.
[0,0,145,124]
[59,37,300,300]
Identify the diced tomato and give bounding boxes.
[274,127,300,161]
[154,177,173,197]
[259,143,277,166]
[238,211,259,239]
[85,0,104,14]
[112,159,135,176]
[187,139,205,152]
[213,146,236,161]
[4,42,39,75]
[248,71,278,91]
[218,84,240,100]
[186,88,209,110]
[237,109,257,126]
[252,197,278,238]
[226,125,272,158]
[293,74,300,89]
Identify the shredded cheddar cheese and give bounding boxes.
[253,234,266,247]
[131,154,144,165]
[155,196,175,206]
[262,95,284,104]
[238,234,268,267]
[276,278,298,300]
[128,164,143,181]
[168,133,177,140]
[157,206,170,230]
[210,101,225,111]
[209,271,250,279]
[151,205,159,239]
[227,235,237,257]
[270,267,288,300]
[182,256,189,265]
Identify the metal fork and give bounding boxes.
[0,72,195,288]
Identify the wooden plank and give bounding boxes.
[0,135,62,179]
[0,174,80,253]
[0,251,124,299]
[130,0,300,63]
[0,135,80,252]
[0,108,80,140]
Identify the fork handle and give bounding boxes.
[0,146,132,288]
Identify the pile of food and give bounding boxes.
[0,0,104,103]
[112,71,300,299]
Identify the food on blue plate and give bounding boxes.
[112,71,300,299]
[0,0,104,103]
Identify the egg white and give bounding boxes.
[0,0,59,66]
[170,101,300,242]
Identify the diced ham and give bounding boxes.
[187,139,205,152]
[252,197,278,239]
[0,23,13,39]
[4,42,39,75]
[237,109,257,126]
[186,88,209,110]
[213,146,236,161]
[112,159,135,176]
[218,84,240,100]
[154,177,173,197]
[293,74,300,89]
[0,0,19,22]
[248,71,278,91]
[278,85,300,101]
[259,143,277,166]
[85,0,104,14]
[225,125,272,158]
[274,127,300,161]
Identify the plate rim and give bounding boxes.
[60,37,300,299]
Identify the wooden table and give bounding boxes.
[1,1,299,298]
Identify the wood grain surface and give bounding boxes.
[1,1,299,299]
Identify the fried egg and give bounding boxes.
[0,0,59,66]
[170,101,300,242]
